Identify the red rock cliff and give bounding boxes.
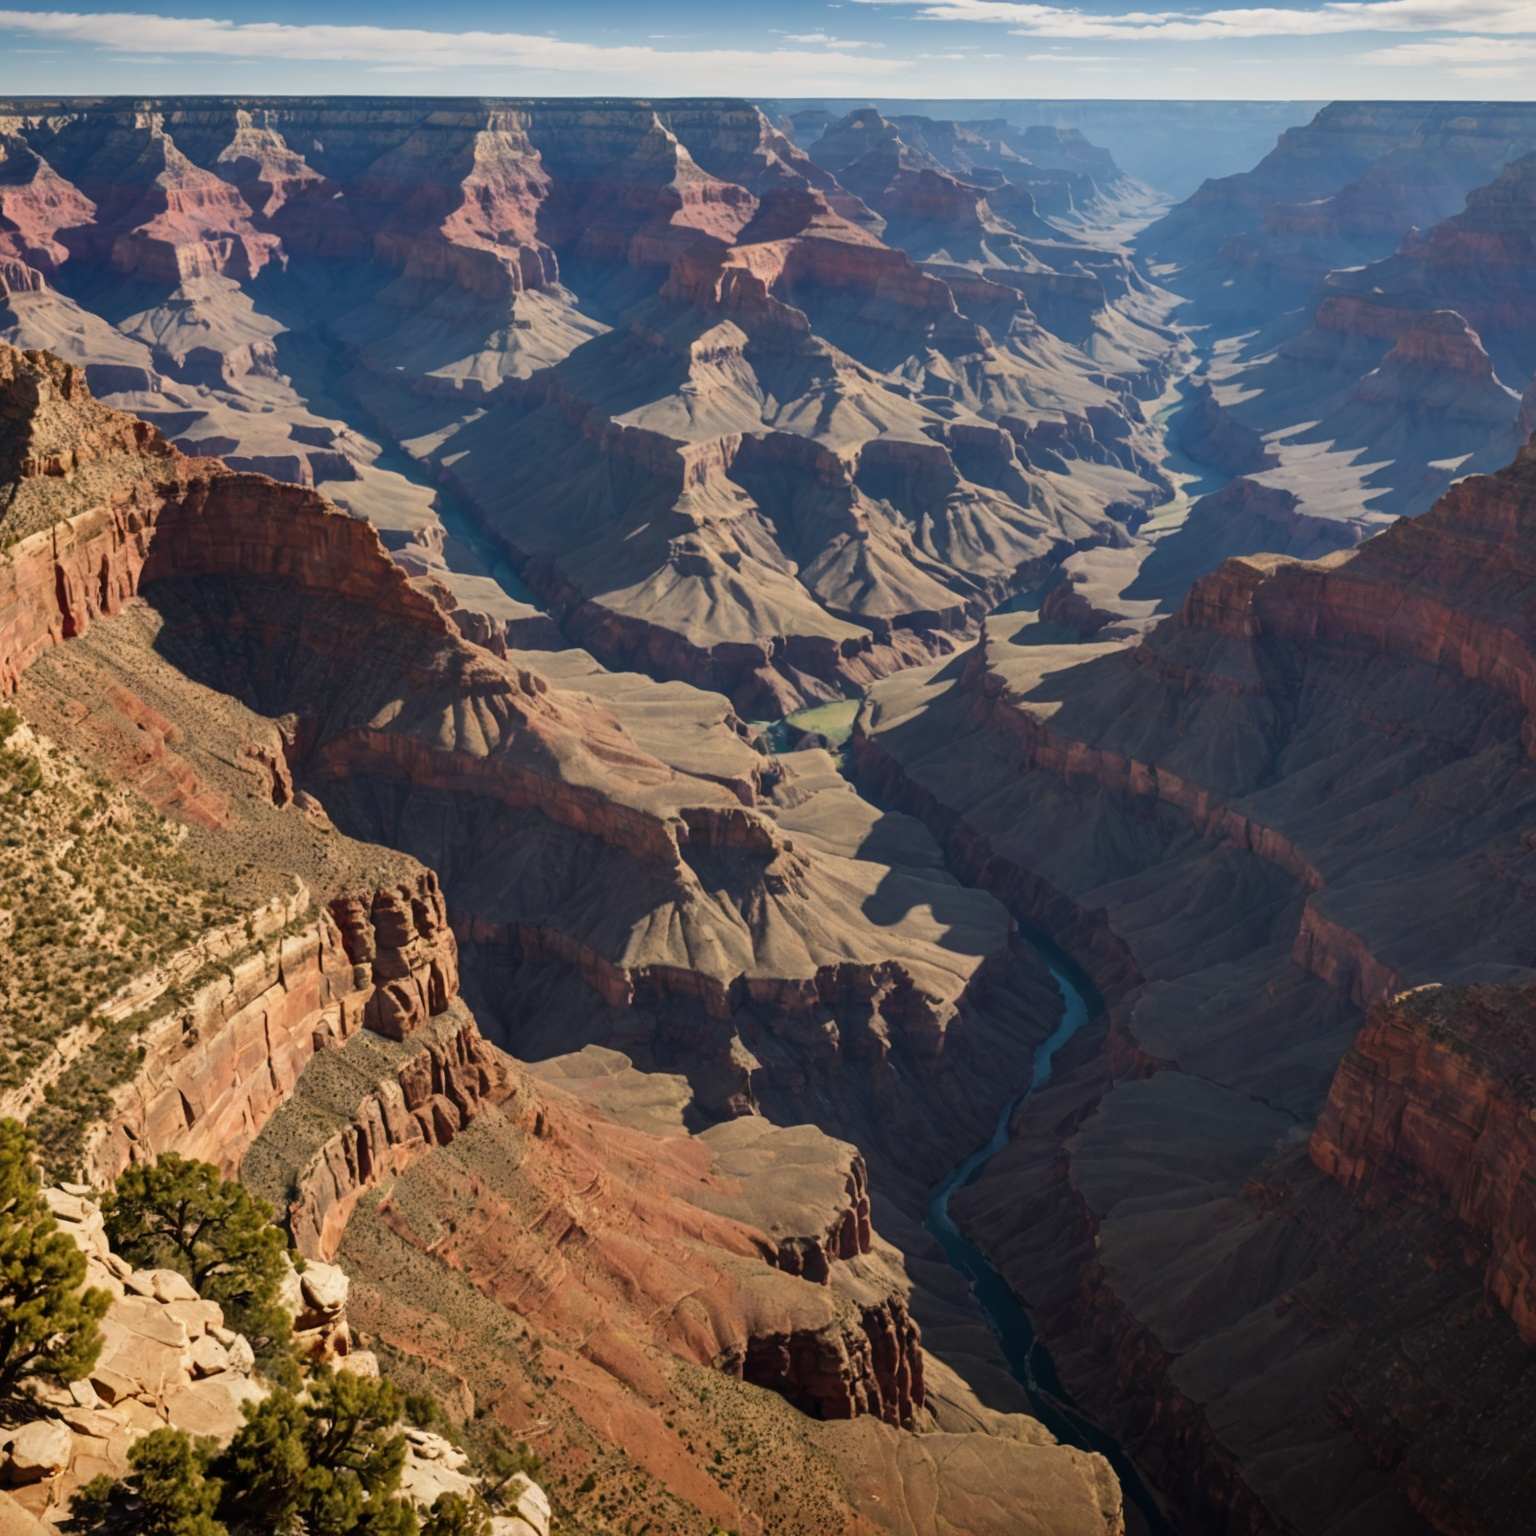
[1312,981,1536,1342]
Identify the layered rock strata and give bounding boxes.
[1312,981,1536,1342]
[0,96,1177,712]
[0,338,1124,1533]
[853,433,1536,1533]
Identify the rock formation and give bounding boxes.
[854,430,1536,1534]
[0,1184,552,1536]
[0,96,1175,714]
[1313,981,1536,1342]
[1146,116,1536,533]
[24,86,1536,1536]
[0,340,1125,1533]
[1140,101,1536,323]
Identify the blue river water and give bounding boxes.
[926,950,1177,1535]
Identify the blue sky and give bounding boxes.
[0,0,1531,99]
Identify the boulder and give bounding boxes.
[497,1474,552,1536]
[298,1261,349,1318]
[161,1377,263,1440]
[148,1269,200,1305]
[3,1422,73,1482]
[188,1333,231,1378]
[0,1489,53,1534]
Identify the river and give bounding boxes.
[926,945,1177,1536]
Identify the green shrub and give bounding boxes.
[73,1370,426,1536]
[70,1427,226,1536]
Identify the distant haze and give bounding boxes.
[767,99,1319,195]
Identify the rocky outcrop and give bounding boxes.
[1125,476,1358,606]
[269,1038,1081,1531]
[1170,378,1276,475]
[5,1187,266,1525]
[80,869,461,1185]
[688,1116,875,1284]
[330,878,458,1042]
[286,1010,516,1260]
[1347,309,1518,425]
[769,1154,872,1282]
[732,1292,923,1427]
[1312,981,1536,1342]
[5,1186,552,1534]
[0,133,95,285]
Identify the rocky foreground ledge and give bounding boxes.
[0,1186,550,1535]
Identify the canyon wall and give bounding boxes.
[854,430,1536,1535]
[1312,982,1536,1342]
[0,96,1177,715]
[82,873,459,1186]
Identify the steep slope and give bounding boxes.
[0,341,1124,1534]
[768,98,1314,199]
[1140,101,1536,327]
[0,96,1182,715]
[1133,121,1536,580]
[855,430,1536,1534]
[1201,153,1536,522]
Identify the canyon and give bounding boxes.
[0,339,1122,1533]
[4,91,1536,1536]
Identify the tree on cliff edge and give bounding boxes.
[0,1117,108,1412]
[103,1155,292,1378]
[70,1427,227,1536]
[73,1373,422,1535]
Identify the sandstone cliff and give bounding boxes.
[1312,982,1536,1342]
[0,337,1125,1534]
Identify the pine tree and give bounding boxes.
[102,1155,291,1372]
[101,1428,225,1536]
[208,1387,309,1532]
[0,1117,108,1406]
[420,1492,491,1536]
[211,1371,411,1536]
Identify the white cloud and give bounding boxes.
[851,0,1536,40]
[0,10,911,87]
[1365,28,1536,52]
[775,28,884,45]
[1364,29,1536,67]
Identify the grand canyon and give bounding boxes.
[0,79,1534,1536]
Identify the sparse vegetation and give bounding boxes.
[0,716,244,1174]
[420,1493,492,1536]
[70,1427,225,1536]
[72,1370,425,1535]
